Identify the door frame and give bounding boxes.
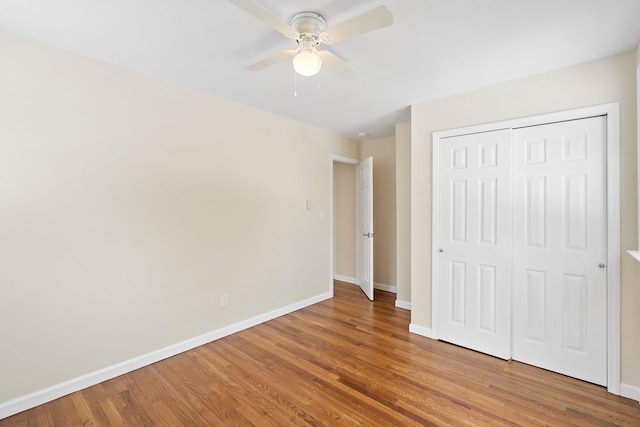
[430,103,621,395]
[330,155,361,297]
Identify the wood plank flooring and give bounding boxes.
[2,280,639,426]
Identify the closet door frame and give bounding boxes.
[431,103,620,395]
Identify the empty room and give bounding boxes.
[2,0,640,425]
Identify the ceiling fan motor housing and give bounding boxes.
[291,12,325,47]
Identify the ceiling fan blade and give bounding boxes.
[321,6,393,44]
[229,0,297,39]
[247,49,297,71]
[318,51,358,79]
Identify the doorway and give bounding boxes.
[330,155,374,300]
[333,161,357,285]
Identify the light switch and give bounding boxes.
[306,199,312,210]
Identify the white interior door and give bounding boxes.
[356,156,374,300]
[437,130,512,359]
[512,116,607,386]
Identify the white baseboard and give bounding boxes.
[620,383,640,403]
[374,282,397,293]
[334,277,397,294]
[0,291,332,420]
[395,300,411,310]
[333,275,355,284]
[409,323,436,339]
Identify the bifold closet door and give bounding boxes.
[437,129,512,359]
[511,116,607,386]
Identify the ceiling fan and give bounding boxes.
[229,0,393,79]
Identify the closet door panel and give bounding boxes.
[437,129,512,359]
[511,116,607,386]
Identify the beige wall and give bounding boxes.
[409,50,639,387]
[334,162,356,280]
[395,123,411,305]
[636,42,640,394]
[0,31,359,405]
[362,137,396,289]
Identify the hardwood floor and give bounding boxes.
[3,280,640,426]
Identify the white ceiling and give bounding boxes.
[1,0,639,140]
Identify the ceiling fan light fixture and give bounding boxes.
[293,50,321,76]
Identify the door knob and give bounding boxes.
[599,263,606,268]
[439,249,444,253]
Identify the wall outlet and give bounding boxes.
[220,294,228,307]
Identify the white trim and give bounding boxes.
[632,62,640,261]
[0,291,332,420]
[409,323,436,339]
[334,274,356,284]
[431,104,617,139]
[431,119,441,341]
[331,154,360,165]
[395,300,411,310]
[430,103,621,395]
[605,103,621,396]
[627,250,640,262]
[337,280,400,297]
[329,155,360,298]
[374,282,397,293]
[620,383,640,403]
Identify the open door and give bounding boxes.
[356,156,374,300]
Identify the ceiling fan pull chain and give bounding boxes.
[294,67,298,97]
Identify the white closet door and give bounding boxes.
[437,129,512,359]
[512,116,607,386]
